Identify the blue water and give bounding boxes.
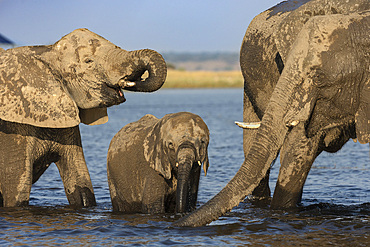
[1,89,369,246]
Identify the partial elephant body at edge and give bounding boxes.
[174,0,369,227]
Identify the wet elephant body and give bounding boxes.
[0,121,94,207]
[0,28,167,207]
[174,0,369,227]
[240,0,369,209]
[107,112,210,214]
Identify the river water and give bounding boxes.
[1,89,369,246]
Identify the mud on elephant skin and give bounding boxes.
[239,0,370,208]
[239,0,370,203]
[0,28,167,208]
[174,5,369,227]
[107,112,210,214]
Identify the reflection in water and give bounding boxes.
[1,89,369,246]
[1,203,369,245]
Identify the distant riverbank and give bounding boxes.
[162,70,243,88]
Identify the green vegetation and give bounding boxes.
[163,70,243,88]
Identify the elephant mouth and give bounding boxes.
[116,87,126,102]
[105,84,126,104]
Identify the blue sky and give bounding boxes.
[0,0,280,52]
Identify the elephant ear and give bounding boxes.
[355,81,370,144]
[143,118,172,180]
[0,50,80,128]
[79,108,108,125]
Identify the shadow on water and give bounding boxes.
[1,89,369,246]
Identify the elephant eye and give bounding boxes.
[84,58,93,64]
[201,137,207,145]
[168,142,174,149]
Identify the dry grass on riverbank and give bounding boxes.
[162,70,243,88]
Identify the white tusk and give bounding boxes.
[198,161,202,166]
[235,121,261,129]
[125,81,136,87]
[287,120,300,127]
[176,162,179,167]
[119,79,136,88]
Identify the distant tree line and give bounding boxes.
[162,51,239,63]
[161,52,240,71]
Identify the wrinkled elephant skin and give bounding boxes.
[107,112,209,214]
[0,28,167,208]
[174,1,369,227]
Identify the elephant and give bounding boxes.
[0,28,167,208]
[107,112,210,214]
[239,0,369,208]
[173,5,369,227]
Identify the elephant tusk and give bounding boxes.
[198,161,202,166]
[119,79,136,88]
[176,162,179,167]
[235,121,261,129]
[125,81,136,87]
[286,120,300,127]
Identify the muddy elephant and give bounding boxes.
[174,7,369,226]
[234,0,370,209]
[107,112,210,214]
[0,28,167,208]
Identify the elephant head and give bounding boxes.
[174,10,369,226]
[241,0,369,157]
[144,112,210,213]
[0,28,167,128]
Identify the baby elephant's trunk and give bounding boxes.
[176,144,196,213]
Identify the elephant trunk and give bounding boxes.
[173,71,296,227]
[121,49,167,92]
[176,145,196,213]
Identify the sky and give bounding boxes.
[0,0,281,53]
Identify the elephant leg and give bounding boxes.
[271,123,321,209]
[55,150,96,207]
[0,161,32,207]
[251,168,271,201]
[142,178,166,214]
[0,133,32,207]
[54,127,96,208]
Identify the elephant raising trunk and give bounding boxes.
[118,49,167,93]
[0,28,168,208]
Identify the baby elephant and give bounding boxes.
[107,112,210,214]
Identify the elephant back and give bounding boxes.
[274,0,370,61]
[108,114,159,160]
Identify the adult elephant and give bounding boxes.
[107,112,210,214]
[0,28,167,208]
[174,9,369,226]
[240,0,370,203]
